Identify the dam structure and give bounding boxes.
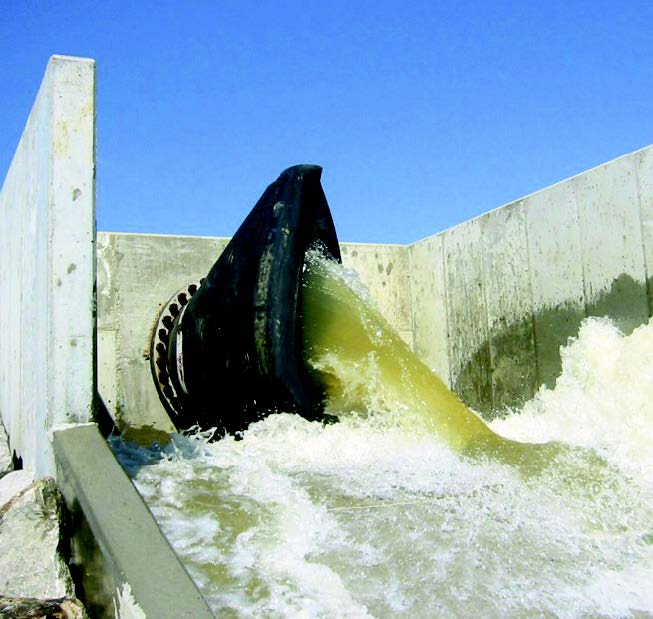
[1,56,652,615]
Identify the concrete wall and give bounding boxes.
[0,56,96,475]
[409,146,653,417]
[97,233,413,431]
[98,145,653,427]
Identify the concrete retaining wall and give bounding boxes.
[97,233,413,431]
[0,56,96,475]
[98,146,653,426]
[409,146,653,416]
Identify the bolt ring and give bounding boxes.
[149,280,203,422]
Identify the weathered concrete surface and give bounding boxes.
[441,218,492,413]
[0,55,96,476]
[409,145,653,417]
[481,201,537,411]
[98,233,231,432]
[97,233,413,431]
[53,424,213,618]
[341,242,413,346]
[524,179,586,389]
[638,147,653,311]
[0,478,75,599]
[408,236,449,383]
[574,154,648,332]
[0,419,11,478]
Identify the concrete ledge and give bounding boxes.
[53,424,213,618]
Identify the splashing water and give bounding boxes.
[113,253,653,618]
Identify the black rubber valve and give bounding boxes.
[153,165,341,436]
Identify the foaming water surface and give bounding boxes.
[113,256,653,617]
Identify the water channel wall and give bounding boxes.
[98,145,653,426]
[1,55,212,618]
[97,234,411,432]
[0,55,96,476]
[410,146,653,416]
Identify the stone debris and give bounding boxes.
[0,594,88,618]
[0,478,75,600]
[0,419,11,479]
[0,469,34,508]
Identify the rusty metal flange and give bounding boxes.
[149,280,203,424]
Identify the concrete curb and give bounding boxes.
[53,424,213,618]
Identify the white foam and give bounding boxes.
[491,317,653,485]
[112,317,653,617]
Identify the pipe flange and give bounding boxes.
[149,280,203,423]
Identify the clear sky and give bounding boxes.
[1,1,652,244]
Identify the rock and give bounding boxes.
[0,594,88,618]
[0,478,75,599]
[0,469,35,508]
[0,418,11,479]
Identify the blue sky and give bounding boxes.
[1,1,652,243]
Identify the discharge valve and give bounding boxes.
[149,165,341,437]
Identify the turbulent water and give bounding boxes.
[113,255,653,618]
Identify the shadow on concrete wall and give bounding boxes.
[453,274,650,421]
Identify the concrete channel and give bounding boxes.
[2,55,653,615]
